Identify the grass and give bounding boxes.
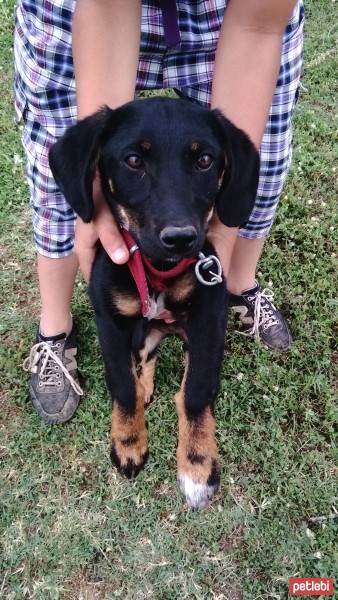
[1,1,337,598]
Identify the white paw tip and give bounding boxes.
[178,474,217,509]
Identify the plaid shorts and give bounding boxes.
[14,0,304,258]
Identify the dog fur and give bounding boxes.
[49,97,259,508]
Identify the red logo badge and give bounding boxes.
[289,578,334,596]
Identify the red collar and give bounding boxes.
[121,229,196,318]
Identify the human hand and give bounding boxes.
[74,177,129,282]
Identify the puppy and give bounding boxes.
[50,97,259,509]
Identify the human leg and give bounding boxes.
[226,4,304,349]
[15,1,82,420]
[19,124,82,421]
[179,2,304,350]
[38,253,78,337]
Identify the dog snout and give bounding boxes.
[160,226,197,253]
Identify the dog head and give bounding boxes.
[49,97,259,262]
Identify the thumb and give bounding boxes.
[94,199,129,264]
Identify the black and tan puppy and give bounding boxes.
[49,97,259,509]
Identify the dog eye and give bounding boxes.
[196,154,213,171]
[125,154,144,170]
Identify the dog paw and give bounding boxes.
[111,430,148,479]
[177,459,220,509]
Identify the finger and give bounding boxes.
[94,200,129,264]
[74,219,98,283]
[77,246,94,283]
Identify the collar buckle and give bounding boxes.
[195,252,223,286]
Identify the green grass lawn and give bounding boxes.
[1,1,337,598]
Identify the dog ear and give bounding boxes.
[212,110,260,228]
[49,107,113,223]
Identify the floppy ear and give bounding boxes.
[212,110,260,228]
[49,107,113,222]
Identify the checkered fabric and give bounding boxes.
[14,0,304,257]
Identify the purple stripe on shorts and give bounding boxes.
[160,0,181,47]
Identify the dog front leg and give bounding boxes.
[176,293,227,508]
[96,316,148,479]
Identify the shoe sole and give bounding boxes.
[30,385,81,425]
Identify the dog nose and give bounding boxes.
[160,226,197,252]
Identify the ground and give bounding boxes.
[0,1,337,598]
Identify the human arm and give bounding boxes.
[211,0,298,148]
[71,0,141,280]
[209,0,298,273]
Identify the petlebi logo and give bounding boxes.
[289,578,334,596]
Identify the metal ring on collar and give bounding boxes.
[195,252,223,286]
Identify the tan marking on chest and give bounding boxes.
[113,292,141,317]
[166,271,196,303]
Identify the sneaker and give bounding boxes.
[229,282,292,352]
[23,325,83,424]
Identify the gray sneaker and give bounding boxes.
[23,326,83,424]
[229,282,293,352]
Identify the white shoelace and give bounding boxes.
[237,288,280,341]
[23,341,83,396]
